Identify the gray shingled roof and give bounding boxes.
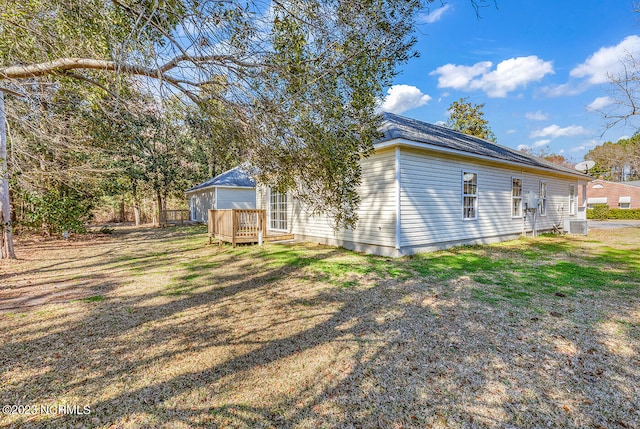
[379,112,588,177]
[186,166,255,193]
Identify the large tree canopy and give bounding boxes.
[585,134,640,181]
[0,0,431,235]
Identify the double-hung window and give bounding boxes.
[512,178,523,217]
[569,184,577,215]
[462,171,478,219]
[539,181,547,216]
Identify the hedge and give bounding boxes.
[587,204,640,220]
[606,208,640,219]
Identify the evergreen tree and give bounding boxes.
[446,97,496,142]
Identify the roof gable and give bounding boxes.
[186,166,255,192]
[590,179,640,189]
[379,112,587,178]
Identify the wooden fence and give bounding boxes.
[159,209,191,226]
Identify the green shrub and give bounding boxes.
[21,189,93,236]
[606,208,640,220]
[587,205,640,220]
[588,204,610,220]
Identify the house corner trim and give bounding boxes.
[395,146,401,250]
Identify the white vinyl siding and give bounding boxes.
[258,150,397,249]
[398,149,579,249]
[216,188,256,210]
[188,190,215,222]
[257,145,587,256]
[187,187,255,222]
[512,177,523,218]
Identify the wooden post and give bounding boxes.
[231,209,236,248]
[208,209,214,244]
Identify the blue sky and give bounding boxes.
[377,1,640,163]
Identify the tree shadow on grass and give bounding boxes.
[1,231,638,428]
[0,225,211,313]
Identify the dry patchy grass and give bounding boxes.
[0,225,639,428]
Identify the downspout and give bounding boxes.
[395,146,401,252]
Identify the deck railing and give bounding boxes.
[159,209,190,225]
[208,209,267,247]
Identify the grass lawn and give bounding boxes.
[0,225,639,428]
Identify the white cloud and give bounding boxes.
[587,96,615,111]
[533,139,551,148]
[540,82,585,97]
[525,110,549,121]
[378,84,431,114]
[431,56,554,97]
[476,56,555,97]
[571,35,640,84]
[430,62,492,91]
[570,139,599,153]
[419,4,451,24]
[517,144,530,151]
[530,124,589,139]
[506,129,517,134]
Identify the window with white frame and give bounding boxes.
[462,171,478,219]
[539,181,547,216]
[512,177,523,217]
[619,196,631,209]
[587,197,607,209]
[569,184,577,215]
[269,189,288,231]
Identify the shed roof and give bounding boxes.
[379,112,588,178]
[186,166,255,193]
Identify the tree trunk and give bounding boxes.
[132,183,141,226]
[133,202,141,226]
[154,190,162,227]
[119,194,125,223]
[0,91,16,259]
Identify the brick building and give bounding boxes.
[586,179,640,209]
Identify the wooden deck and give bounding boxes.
[207,209,293,247]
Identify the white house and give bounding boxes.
[256,113,591,257]
[185,166,256,222]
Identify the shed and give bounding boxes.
[185,166,256,222]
